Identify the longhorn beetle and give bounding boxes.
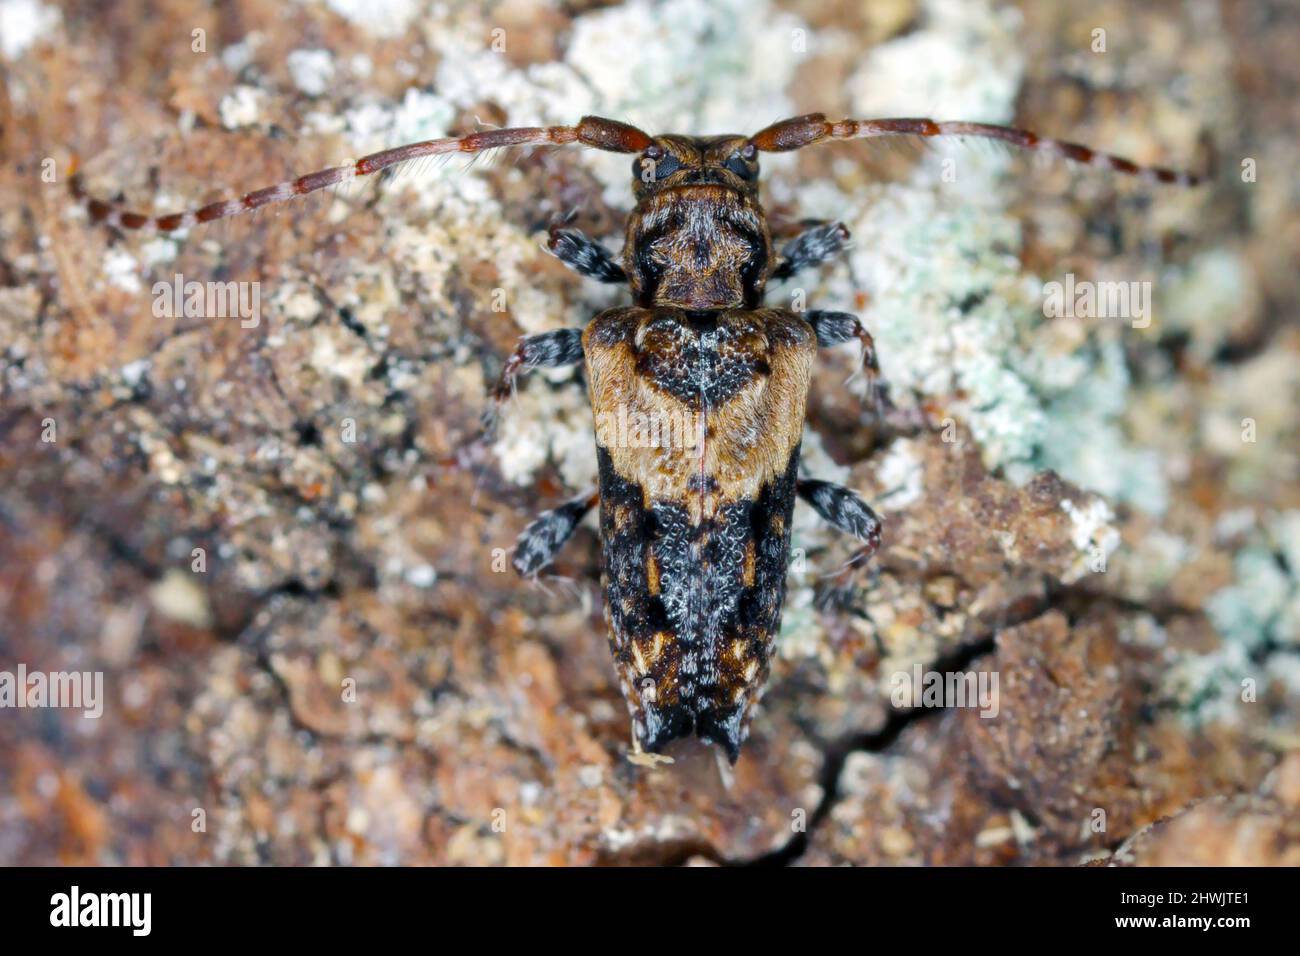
[73,112,1202,763]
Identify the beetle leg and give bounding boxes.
[805,309,879,405]
[547,225,627,284]
[770,222,850,281]
[484,327,585,433]
[797,478,882,565]
[512,491,599,576]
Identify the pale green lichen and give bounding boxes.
[1199,349,1298,498]
[1163,511,1300,723]
[1207,511,1300,652]
[1033,339,1168,514]
[1159,248,1256,361]
[786,0,1182,515]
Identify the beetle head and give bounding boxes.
[630,135,760,199]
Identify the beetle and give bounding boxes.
[73,112,1201,763]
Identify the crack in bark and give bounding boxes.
[737,568,1214,868]
[743,629,1000,867]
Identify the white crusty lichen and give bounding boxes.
[0,0,61,60]
[310,0,421,39]
[1059,496,1122,583]
[491,373,597,491]
[414,0,807,206]
[1199,348,1297,498]
[219,85,268,130]
[874,438,926,512]
[286,48,336,98]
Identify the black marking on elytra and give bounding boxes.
[598,444,672,644]
[597,443,800,762]
[686,473,720,493]
[634,312,770,408]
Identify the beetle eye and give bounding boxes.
[724,150,758,180]
[633,148,679,183]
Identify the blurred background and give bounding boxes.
[0,0,1297,864]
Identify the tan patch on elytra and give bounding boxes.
[585,307,814,526]
[742,538,756,587]
[647,552,660,595]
